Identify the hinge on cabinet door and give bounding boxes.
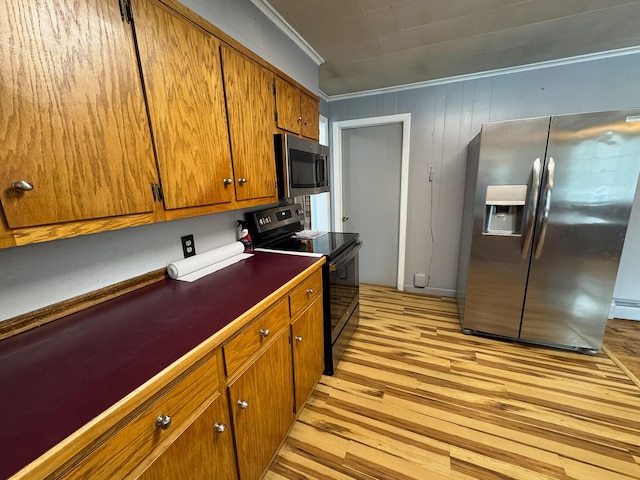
[120,0,133,24]
[150,183,164,202]
[118,0,126,21]
[156,183,164,202]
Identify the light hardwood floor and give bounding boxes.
[265,284,640,480]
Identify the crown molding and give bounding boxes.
[324,45,640,101]
[249,0,324,66]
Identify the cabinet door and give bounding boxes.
[0,0,156,228]
[300,94,320,140]
[131,0,234,210]
[274,77,301,134]
[291,296,324,413]
[228,332,295,480]
[221,47,277,202]
[138,393,237,480]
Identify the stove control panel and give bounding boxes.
[247,203,305,235]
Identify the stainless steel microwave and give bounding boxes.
[275,133,330,199]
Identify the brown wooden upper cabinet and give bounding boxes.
[221,47,278,202]
[0,0,313,248]
[0,0,157,229]
[131,0,234,211]
[274,78,320,140]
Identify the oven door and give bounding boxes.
[329,240,361,343]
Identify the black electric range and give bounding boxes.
[245,203,361,375]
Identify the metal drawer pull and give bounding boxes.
[259,328,270,337]
[223,178,233,185]
[214,422,227,433]
[237,399,249,409]
[155,414,172,430]
[295,336,303,342]
[12,180,34,192]
[238,178,247,184]
[306,288,314,294]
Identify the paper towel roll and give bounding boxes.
[167,242,246,279]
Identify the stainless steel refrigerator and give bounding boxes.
[456,109,640,353]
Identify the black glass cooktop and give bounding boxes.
[259,232,359,260]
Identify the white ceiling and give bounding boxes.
[261,0,640,97]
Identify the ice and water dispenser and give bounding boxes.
[483,185,527,236]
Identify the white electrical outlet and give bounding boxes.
[414,273,427,288]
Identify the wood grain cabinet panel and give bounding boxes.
[0,0,157,228]
[223,298,289,377]
[221,46,277,202]
[300,93,320,140]
[131,0,234,210]
[274,77,303,135]
[289,270,323,319]
[138,392,237,480]
[62,352,220,479]
[227,331,295,480]
[291,295,324,413]
[274,77,319,140]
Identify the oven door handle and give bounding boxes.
[329,240,362,272]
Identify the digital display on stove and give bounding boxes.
[276,209,292,221]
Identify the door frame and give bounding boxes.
[331,113,411,291]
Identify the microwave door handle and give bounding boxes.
[521,158,542,258]
[316,157,325,184]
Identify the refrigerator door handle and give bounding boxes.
[521,158,542,258]
[533,157,555,259]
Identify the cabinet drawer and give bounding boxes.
[63,352,220,479]
[289,270,322,319]
[223,298,289,376]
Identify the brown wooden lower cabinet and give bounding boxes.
[291,295,324,413]
[138,392,237,480]
[25,265,325,480]
[61,351,221,479]
[227,331,296,480]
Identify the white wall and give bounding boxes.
[328,53,640,312]
[180,0,318,93]
[0,0,318,322]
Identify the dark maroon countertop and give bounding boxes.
[0,252,322,480]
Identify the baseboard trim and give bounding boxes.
[403,285,455,298]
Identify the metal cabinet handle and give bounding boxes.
[223,178,233,185]
[155,414,172,430]
[213,422,227,433]
[259,328,270,337]
[533,157,555,260]
[521,158,541,258]
[303,120,309,125]
[295,335,303,342]
[238,178,247,184]
[237,399,249,409]
[12,180,34,192]
[297,116,302,123]
[306,288,314,295]
[342,215,350,222]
